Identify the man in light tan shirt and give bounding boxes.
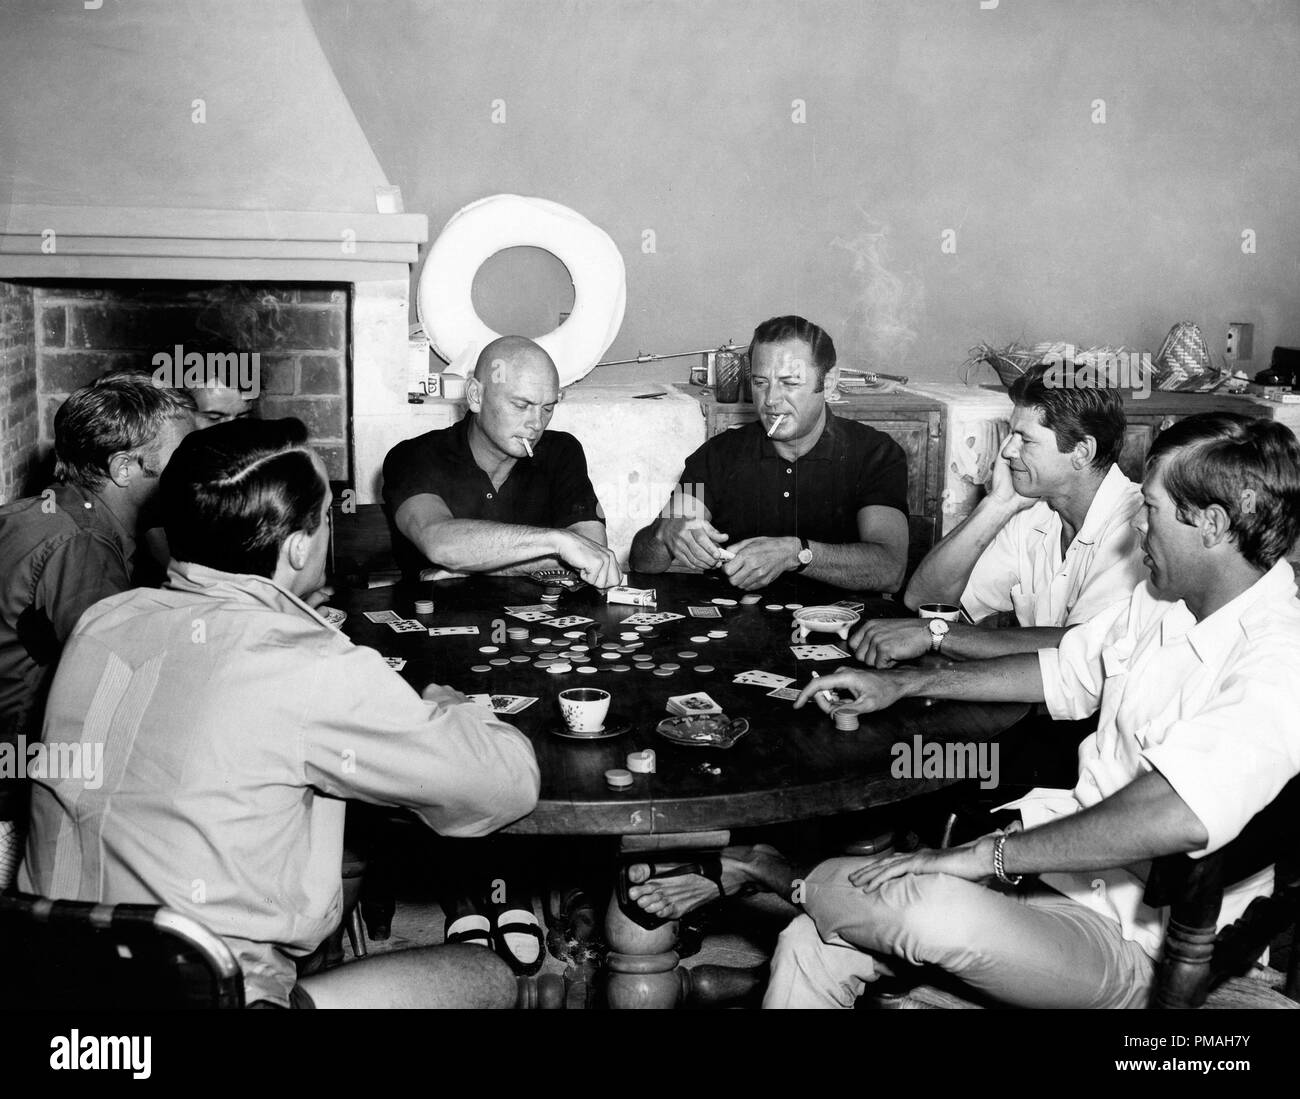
[20,418,540,1008]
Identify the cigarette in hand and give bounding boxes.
[766,414,786,438]
[521,437,534,458]
[810,670,835,704]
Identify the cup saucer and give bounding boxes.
[551,722,629,741]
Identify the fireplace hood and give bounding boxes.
[0,0,426,282]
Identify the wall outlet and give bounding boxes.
[1226,322,1254,361]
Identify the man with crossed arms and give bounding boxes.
[768,414,1300,1008]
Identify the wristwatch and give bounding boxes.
[793,537,813,573]
[928,618,950,653]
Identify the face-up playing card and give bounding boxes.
[427,625,480,636]
[766,686,801,701]
[383,657,408,670]
[364,610,403,624]
[833,600,866,613]
[468,693,538,715]
[543,615,594,629]
[505,605,553,616]
[507,610,552,623]
[790,643,850,661]
[622,611,684,626]
[666,692,722,716]
[388,619,427,633]
[734,670,795,689]
[687,605,723,618]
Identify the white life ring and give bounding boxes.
[417,194,626,387]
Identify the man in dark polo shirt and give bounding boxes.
[630,315,909,593]
[383,335,621,588]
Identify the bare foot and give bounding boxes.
[626,844,796,921]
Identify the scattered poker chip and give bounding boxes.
[694,665,715,674]
[677,651,699,659]
[570,656,590,664]
[601,652,620,660]
[564,631,584,639]
[571,644,590,652]
[653,668,674,677]
[577,665,599,675]
[617,646,636,653]
[636,662,655,670]
[619,632,639,640]
[785,603,804,610]
[611,665,630,672]
[712,597,738,606]
[741,594,761,605]
[707,630,728,639]
[478,646,499,653]
[489,658,510,666]
[601,642,620,650]
[546,662,573,674]
[635,625,653,633]
[633,654,654,662]
[690,635,710,644]
[532,661,550,669]
[509,654,530,663]
[470,664,491,673]
[660,662,680,671]
[532,636,552,645]
[764,604,784,611]
[537,654,557,662]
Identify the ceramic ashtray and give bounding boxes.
[791,605,860,640]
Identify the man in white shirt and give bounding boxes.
[767,413,1300,1009]
[851,364,1144,667]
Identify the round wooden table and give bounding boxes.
[337,569,1029,1007]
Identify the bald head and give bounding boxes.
[466,336,561,462]
[474,336,558,391]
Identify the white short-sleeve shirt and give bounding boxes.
[961,464,1145,628]
[1013,560,1300,958]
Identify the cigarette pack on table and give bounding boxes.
[606,585,657,606]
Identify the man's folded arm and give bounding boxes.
[907,503,1022,613]
[395,493,577,574]
[802,505,907,592]
[303,645,540,836]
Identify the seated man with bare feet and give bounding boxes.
[621,844,802,929]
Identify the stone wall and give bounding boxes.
[0,281,38,504]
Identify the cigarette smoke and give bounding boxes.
[832,209,925,372]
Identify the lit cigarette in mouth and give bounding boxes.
[766,414,786,438]
[521,437,534,458]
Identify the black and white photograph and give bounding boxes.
[1,0,1297,1078]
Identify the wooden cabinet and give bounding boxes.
[697,390,946,569]
[1115,391,1275,481]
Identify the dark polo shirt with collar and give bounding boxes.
[382,414,603,579]
[678,410,908,544]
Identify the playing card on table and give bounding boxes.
[622,611,684,626]
[542,615,594,629]
[388,619,427,633]
[666,691,723,716]
[687,605,723,618]
[364,609,403,624]
[734,669,795,689]
[427,625,480,636]
[833,600,866,613]
[505,605,553,616]
[507,610,552,623]
[790,643,850,661]
[383,657,408,670]
[766,686,801,701]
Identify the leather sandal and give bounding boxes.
[491,906,546,977]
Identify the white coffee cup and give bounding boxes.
[558,688,611,734]
[918,603,961,623]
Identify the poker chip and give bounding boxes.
[689,635,710,644]
[694,665,715,674]
[635,625,653,633]
[509,654,530,663]
[741,594,761,605]
[414,599,435,614]
[571,644,590,652]
[546,662,573,674]
[577,665,599,675]
[712,597,738,606]
[660,662,680,671]
[616,646,636,654]
[470,664,491,673]
[532,661,550,669]
[601,652,620,660]
[611,665,630,672]
[619,632,639,640]
[764,604,784,611]
[489,658,510,666]
[785,603,804,611]
[532,636,552,645]
[478,646,499,653]
[707,630,728,639]
[653,668,674,677]
[636,662,655,670]
[633,654,654,662]
[601,642,620,650]
[537,654,557,662]
[570,655,590,664]
[564,631,584,639]
[677,651,698,659]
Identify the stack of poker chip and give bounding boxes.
[832,709,860,732]
[414,599,434,615]
[506,626,529,641]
